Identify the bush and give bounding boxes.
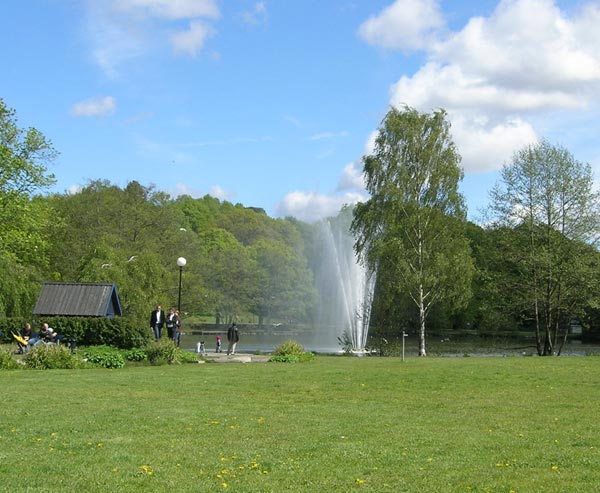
[176,349,201,364]
[81,345,125,369]
[145,338,178,365]
[23,344,81,369]
[269,340,314,363]
[272,340,305,357]
[39,316,150,349]
[122,347,147,362]
[0,348,19,369]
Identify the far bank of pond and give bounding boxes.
[180,324,600,357]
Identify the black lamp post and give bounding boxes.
[177,257,187,312]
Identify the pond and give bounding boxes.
[178,329,600,357]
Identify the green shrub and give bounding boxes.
[23,344,81,369]
[81,345,125,369]
[272,340,305,357]
[0,348,20,369]
[269,354,300,363]
[122,347,148,362]
[176,349,201,364]
[39,316,150,349]
[269,340,314,363]
[145,338,178,365]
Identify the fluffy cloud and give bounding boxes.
[450,115,537,173]
[170,20,216,56]
[378,0,600,173]
[337,162,365,191]
[358,0,444,51]
[276,190,367,223]
[70,96,116,117]
[85,0,220,76]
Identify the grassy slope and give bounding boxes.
[0,356,599,492]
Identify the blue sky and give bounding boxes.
[2,0,599,222]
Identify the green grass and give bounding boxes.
[1,356,599,492]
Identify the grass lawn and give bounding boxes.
[1,356,599,492]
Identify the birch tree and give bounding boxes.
[352,106,473,356]
[489,140,600,355]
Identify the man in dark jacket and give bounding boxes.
[150,304,166,340]
[227,323,239,355]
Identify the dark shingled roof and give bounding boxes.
[33,282,123,317]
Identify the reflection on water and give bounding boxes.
[180,329,342,354]
[178,329,600,356]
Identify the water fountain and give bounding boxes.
[312,209,376,353]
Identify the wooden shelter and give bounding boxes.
[33,282,122,317]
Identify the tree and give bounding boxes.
[352,106,473,356]
[0,99,57,316]
[488,140,600,355]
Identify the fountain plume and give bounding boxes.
[313,209,376,352]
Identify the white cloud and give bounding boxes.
[241,2,268,25]
[171,183,203,198]
[170,21,216,56]
[376,0,600,174]
[337,162,365,191]
[209,185,236,200]
[451,115,537,173]
[84,0,220,76]
[306,131,349,141]
[276,190,367,223]
[70,96,116,117]
[435,0,600,91]
[358,0,444,51]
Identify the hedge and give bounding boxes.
[0,316,150,349]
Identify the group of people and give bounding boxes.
[205,323,240,354]
[150,304,182,346]
[150,303,240,355]
[14,322,59,353]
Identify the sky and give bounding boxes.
[2,0,600,223]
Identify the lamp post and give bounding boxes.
[177,257,187,312]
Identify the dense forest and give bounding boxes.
[3,99,600,355]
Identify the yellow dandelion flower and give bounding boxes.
[551,465,559,471]
[97,442,103,448]
[355,478,365,484]
[221,483,228,488]
[221,469,228,475]
[220,457,227,462]
[216,474,222,479]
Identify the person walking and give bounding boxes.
[227,323,239,355]
[150,304,166,341]
[173,310,182,347]
[165,308,178,340]
[216,335,222,353]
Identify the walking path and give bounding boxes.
[201,352,270,363]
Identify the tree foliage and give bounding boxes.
[352,106,474,355]
[0,99,57,317]
[488,140,600,355]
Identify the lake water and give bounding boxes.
[179,329,600,357]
